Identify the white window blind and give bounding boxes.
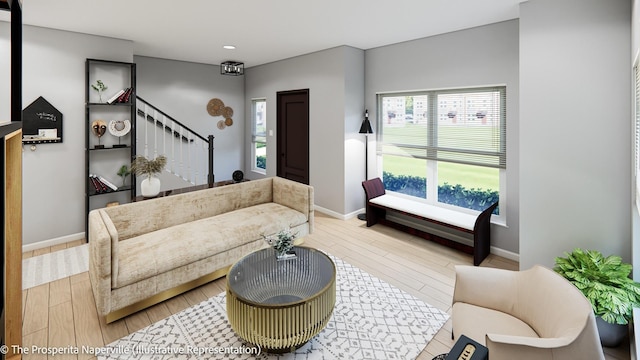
[378,86,506,169]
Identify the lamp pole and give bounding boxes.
[357,110,373,221]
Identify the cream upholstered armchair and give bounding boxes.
[452,265,604,360]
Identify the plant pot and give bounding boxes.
[275,249,296,261]
[596,316,628,347]
[141,176,161,198]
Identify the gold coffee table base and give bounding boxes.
[226,247,336,353]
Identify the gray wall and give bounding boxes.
[133,56,245,184]
[343,47,367,215]
[520,0,631,269]
[631,0,639,278]
[365,20,520,255]
[244,46,365,216]
[0,23,133,245]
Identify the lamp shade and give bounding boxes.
[359,110,373,134]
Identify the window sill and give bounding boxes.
[251,169,266,176]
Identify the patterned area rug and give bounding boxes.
[100,254,449,359]
[23,244,89,289]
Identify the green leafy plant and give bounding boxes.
[91,80,108,102]
[263,228,297,255]
[554,248,640,325]
[256,155,266,170]
[130,155,167,179]
[117,165,130,186]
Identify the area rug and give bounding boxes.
[23,244,89,289]
[100,254,449,359]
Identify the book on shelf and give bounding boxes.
[90,174,118,193]
[89,175,103,193]
[97,175,119,191]
[115,87,133,104]
[107,89,126,104]
[122,87,133,103]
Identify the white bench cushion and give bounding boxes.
[369,194,477,231]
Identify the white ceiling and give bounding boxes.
[3,0,522,68]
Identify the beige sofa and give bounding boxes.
[89,177,314,323]
[452,265,604,360]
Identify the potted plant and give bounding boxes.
[263,228,297,260]
[91,80,108,103]
[554,248,640,347]
[130,155,167,198]
[117,165,130,187]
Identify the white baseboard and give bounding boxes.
[314,206,364,220]
[314,205,348,220]
[490,246,519,263]
[22,232,85,252]
[345,208,364,220]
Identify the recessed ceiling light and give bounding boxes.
[223,45,236,50]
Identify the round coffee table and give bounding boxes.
[226,246,336,353]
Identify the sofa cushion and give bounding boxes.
[104,178,274,241]
[453,302,539,346]
[113,202,307,289]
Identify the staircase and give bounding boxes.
[135,96,214,191]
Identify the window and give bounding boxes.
[252,99,266,173]
[377,86,506,216]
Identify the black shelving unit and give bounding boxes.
[85,59,137,237]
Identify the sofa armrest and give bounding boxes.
[88,209,116,316]
[453,265,518,313]
[487,333,573,350]
[272,177,315,233]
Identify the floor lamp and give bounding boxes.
[357,110,373,221]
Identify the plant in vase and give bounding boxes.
[91,80,108,103]
[130,155,167,198]
[554,248,640,347]
[263,228,298,260]
[117,165,130,187]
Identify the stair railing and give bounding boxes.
[136,96,214,186]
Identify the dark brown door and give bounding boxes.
[277,89,309,184]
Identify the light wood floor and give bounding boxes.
[22,212,630,359]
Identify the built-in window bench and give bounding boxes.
[362,178,498,266]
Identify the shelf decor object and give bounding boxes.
[91,119,107,149]
[91,80,108,103]
[220,60,244,76]
[108,119,131,148]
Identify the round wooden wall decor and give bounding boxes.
[207,98,224,116]
[225,118,233,126]
[222,106,234,118]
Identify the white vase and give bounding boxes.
[141,176,161,198]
